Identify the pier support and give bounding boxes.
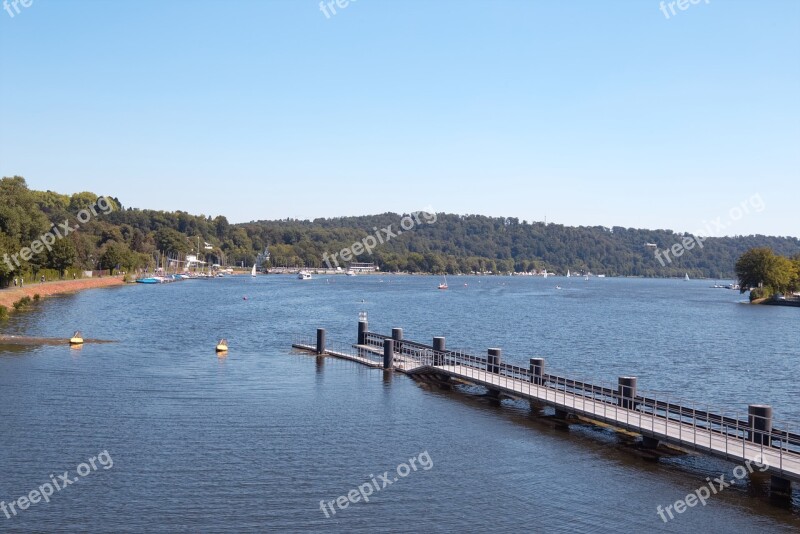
[383,339,394,370]
[316,328,326,355]
[641,436,660,449]
[529,358,545,385]
[748,405,773,446]
[487,348,501,374]
[358,319,368,345]
[618,377,637,409]
[433,337,446,365]
[770,476,792,498]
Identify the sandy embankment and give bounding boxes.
[0,276,126,311]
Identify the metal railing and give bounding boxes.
[357,330,800,476]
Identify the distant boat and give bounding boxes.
[298,271,312,280]
[251,264,257,277]
[438,274,448,290]
[684,273,690,281]
[567,270,571,278]
[345,269,356,276]
[597,274,606,278]
[543,269,548,279]
[584,275,589,281]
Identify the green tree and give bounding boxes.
[47,238,77,276]
[100,242,133,274]
[735,247,795,299]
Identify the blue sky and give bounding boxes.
[1,0,798,236]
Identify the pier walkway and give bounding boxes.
[293,322,800,493]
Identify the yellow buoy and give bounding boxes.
[215,339,228,352]
[69,331,84,345]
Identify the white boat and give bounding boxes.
[345,270,356,276]
[438,274,448,290]
[684,273,690,281]
[543,269,548,279]
[251,264,257,277]
[298,271,312,280]
[567,270,571,278]
[597,274,606,278]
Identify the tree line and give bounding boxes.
[2,176,799,286]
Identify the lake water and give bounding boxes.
[0,275,798,532]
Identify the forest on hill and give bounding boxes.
[2,176,799,284]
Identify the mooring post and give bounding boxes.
[358,315,368,345]
[383,339,394,370]
[392,328,403,355]
[433,336,446,365]
[529,357,545,385]
[487,348,501,374]
[316,328,326,355]
[618,376,637,409]
[748,404,773,446]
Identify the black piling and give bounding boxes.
[487,348,501,374]
[358,319,368,345]
[383,339,394,370]
[433,337,446,365]
[529,357,545,385]
[392,328,403,355]
[748,405,773,446]
[316,328,326,355]
[618,377,637,409]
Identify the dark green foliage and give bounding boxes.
[2,176,799,283]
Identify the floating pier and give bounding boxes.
[293,319,800,497]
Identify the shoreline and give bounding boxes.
[0,276,126,313]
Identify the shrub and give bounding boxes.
[33,293,40,301]
[0,306,8,319]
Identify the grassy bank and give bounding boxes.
[0,276,125,317]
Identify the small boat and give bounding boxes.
[251,264,257,277]
[438,274,448,290]
[345,269,356,276]
[543,269,548,279]
[215,339,228,352]
[69,331,84,345]
[597,274,606,278]
[567,270,571,278]
[298,271,312,280]
[684,273,690,281]
[584,275,589,281]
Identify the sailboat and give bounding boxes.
[567,269,571,278]
[684,273,690,282]
[251,264,257,277]
[438,274,448,290]
[543,269,548,279]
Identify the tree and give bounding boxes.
[47,238,77,276]
[100,242,133,274]
[735,247,795,299]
